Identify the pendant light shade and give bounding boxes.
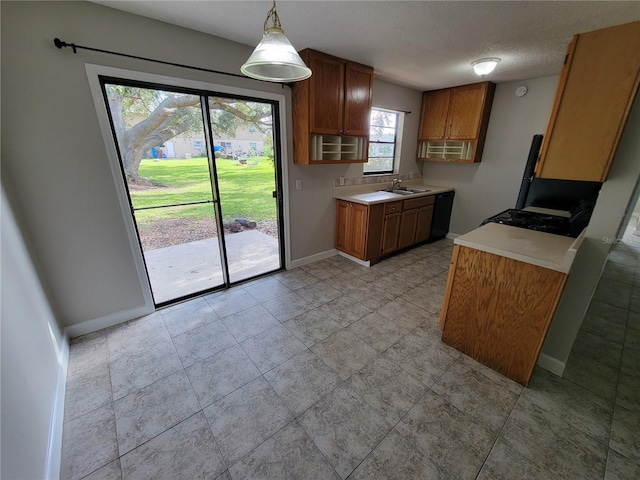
[241,1,311,82]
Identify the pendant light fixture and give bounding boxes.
[241,0,312,82]
[472,58,501,76]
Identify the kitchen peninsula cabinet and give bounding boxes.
[417,82,495,163]
[439,223,583,385]
[536,21,640,182]
[292,49,374,164]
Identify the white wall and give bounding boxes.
[1,1,424,328]
[421,76,559,234]
[1,186,68,480]
[541,93,640,368]
[1,1,289,328]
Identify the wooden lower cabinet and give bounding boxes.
[381,201,402,256]
[381,212,401,255]
[335,194,437,264]
[398,209,419,249]
[415,205,434,243]
[335,200,369,259]
[440,245,568,385]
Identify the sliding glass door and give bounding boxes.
[101,81,283,306]
[207,97,281,283]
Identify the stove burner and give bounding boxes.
[482,209,576,237]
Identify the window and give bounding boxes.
[365,108,401,174]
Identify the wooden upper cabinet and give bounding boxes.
[344,63,374,136]
[447,84,487,140]
[417,82,495,163]
[536,21,640,182]
[419,89,451,140]
[308,51,345,135]
[304,49,372,136]
[292,49,374,164]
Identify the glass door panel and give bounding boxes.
[208,97,282,283]
[138,203,222,304]
[103,84,224,305]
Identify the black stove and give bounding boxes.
[481,209,576,237]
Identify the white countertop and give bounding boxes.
[454,223,585,274]
[334,181,454,205]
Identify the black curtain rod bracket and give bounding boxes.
[52,37,288,86]
[54,37,77,53]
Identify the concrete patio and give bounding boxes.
[144,230,281,304]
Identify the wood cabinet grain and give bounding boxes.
[417,82,495,163]
[418,89,451,140]
[335,200,369,259]
[293,49,373,164]
[440,245,567,385]
[536,21,640,182]
[335,195,437,264]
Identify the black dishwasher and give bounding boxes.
[430,191,455,241]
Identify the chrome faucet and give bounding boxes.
[387,178,402,191]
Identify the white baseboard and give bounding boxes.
[337,251,370,267]
[445,233,460,239]
[289,249,340,269]
[64,304,154,338]
[46,334,69,480]
[536,353,565,377]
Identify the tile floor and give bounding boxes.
[62,238,640,479]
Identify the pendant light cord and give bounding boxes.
[264,0,281,31]
[53,37,290,87]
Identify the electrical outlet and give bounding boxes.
[295,179,302,190]
[339,177,345,186]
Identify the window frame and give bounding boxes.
[364,107,402,175]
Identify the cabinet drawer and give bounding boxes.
[384,201,403,214]
[403,195,435,210]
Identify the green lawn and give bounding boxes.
[130,157,277,225]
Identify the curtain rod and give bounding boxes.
[53,38,289,87]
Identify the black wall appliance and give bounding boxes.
[430,191,455,241]
[515,134,602,212]
[482,134,603,238]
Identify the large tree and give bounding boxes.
[105,86,272,181]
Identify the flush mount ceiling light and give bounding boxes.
[472,58,501,76]
[241,0,311,82]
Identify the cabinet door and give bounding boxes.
[441,246,568,385]
[309,51,345,135]
[350,203,369,259]
[537,21,640,182]
[447,84,486,140]
[415,205,434,243]
[418,89,451,140]
[344,63,374,136]
[381,212,401,255]
[335,200,351,253]
[398,209,419,250]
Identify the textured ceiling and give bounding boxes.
[91,1,640,90]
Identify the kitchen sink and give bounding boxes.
[389,189,414,195]
[381,188,431,195]
[407,188,430,193]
